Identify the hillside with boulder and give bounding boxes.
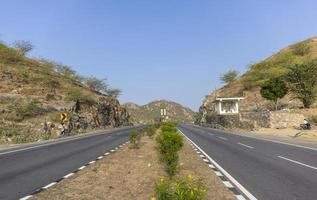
[197,37,317,129]
[0,41,131,144]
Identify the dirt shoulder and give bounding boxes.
[229,127,317,147]
[250,128,317,143]
[32,135,235,200]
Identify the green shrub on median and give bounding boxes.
[147,124,159,138]
[156,123,183,177]
[129,130,142,149]
[154,175,207,200]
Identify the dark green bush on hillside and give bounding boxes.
[260,78,288,110]
[285,59,317,108]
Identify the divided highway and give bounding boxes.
[0,126,143,200]
[178,124,317,200]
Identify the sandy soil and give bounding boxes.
[177,141,235,200]
[32,135,235,200]
[249,128,317,143]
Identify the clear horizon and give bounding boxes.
[1,0,317,111]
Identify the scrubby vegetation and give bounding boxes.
[220,70,239,84]
[7,98,48,121]
[129,130,142,149]
[153,123,207,200]
[147,124,158,137]
[66,88,95,104]
[0,38,127,144]
[154,175,207,200]
[156,123,183,177]
[309,115,317,126]
[285,59,317,108]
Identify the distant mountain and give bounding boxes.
[123,100,195,124]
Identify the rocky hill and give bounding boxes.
[198,37,317,123]
[0,41,130,144]
[124,100,195,124]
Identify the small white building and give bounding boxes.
[213,97,244,115]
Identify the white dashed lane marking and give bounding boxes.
[219,137,228,141]
[63,173,75,178]
[43,182,57,189]
[278,156,317,170]
[215,171,223,176]
[238,142,254,149]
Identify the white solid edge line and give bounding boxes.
[277,156,317,170]
[20,195,33,200]
[238,142,254,149]
[178,129,257,200]
[79,166,86,170]
[0,126,140,156]
[104,152,110,155]
[0,131,112,156]
[89,161,96,164]
[97,156,103,160]
[43,182,57,189]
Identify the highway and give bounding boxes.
[178,124,317,200]
[0,126,142,200]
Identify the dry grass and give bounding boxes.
[32,135,235,200]
[250,128,317,143]
[177,141,236,200]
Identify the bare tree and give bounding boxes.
[13,40,34,56]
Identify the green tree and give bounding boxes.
[260,78,288,110]
[54,64,77,79]
[107,88,122,97]
[84,77,108,93]
[220,70,239,84]
[285,59,317,108]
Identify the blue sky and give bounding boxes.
[1,0,317,111]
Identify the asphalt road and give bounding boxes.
[0,126,143,200]
[178,124,317,200]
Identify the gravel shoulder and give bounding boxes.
[32,135,235,200]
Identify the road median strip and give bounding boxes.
[178,128,258,200]
[19,139,129,200]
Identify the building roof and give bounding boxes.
[214,97,244,101]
